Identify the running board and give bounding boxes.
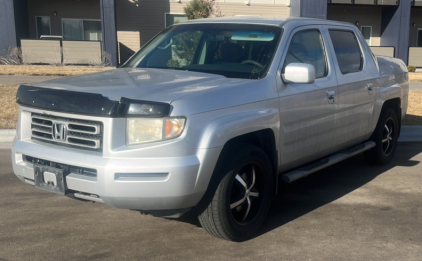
[281,141,376,183]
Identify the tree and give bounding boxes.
[184,0,222,20]
[167,31,202,68]
[166,0,222,68]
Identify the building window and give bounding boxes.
[62,19,102,41]
[361,26,372,46]
[165,14,188,28]
[36,16,51,39]
[417,29,422,47]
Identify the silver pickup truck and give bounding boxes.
[12,17,409,241]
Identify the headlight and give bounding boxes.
[127,117,186,145]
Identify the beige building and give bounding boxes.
[2,0,422,66]
[114,0,290,62]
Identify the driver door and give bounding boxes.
[277,26,340,171]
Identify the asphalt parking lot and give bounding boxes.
[1,143,422,261]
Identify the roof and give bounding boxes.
[177,16,354,28]
[180,16,288,26]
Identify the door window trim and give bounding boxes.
[282,28,329,80]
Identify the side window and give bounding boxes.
[329,30,363,75]
[284,30,328,79]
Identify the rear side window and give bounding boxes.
[329,30,363,74]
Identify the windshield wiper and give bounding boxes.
[135,66,228,77]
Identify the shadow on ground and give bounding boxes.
[402,114,422,125]
[175,142,422,240]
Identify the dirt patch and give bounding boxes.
[1,88,421,129]
[409,73,422,82]
[0,85,19,129]
[402,91,422,125]
[0,65,112,77]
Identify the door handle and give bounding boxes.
[367,83,374,94]
[326,90,335,104]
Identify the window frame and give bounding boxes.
[164,13,188,28]
[61,18,102,41]
[35,16,51,39]
[282,28,329,80]
[417,28,422,47]
[361,26,372,46]
[328,29,364,75]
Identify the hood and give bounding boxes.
[34,68,248,103]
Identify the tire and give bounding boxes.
[364,108,399,165]
[197,144,273,241]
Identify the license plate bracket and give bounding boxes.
[34,164,67,195]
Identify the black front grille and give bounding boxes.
[24,155,97,178]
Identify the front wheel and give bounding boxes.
[365,108,399,165]
[197,144,273,241]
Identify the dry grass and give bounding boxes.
[402,91,422,125]
[0,85,19,129]
[0,88,421,129]
[409,73,422,82]
[0,65,112,77]
[0,65,421,80]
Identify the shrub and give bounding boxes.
[91,51,112,67]
[184,0,222,20]
[408,65,416,73]
[0,46,23,65]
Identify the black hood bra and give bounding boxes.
[16,85,121,117]
[16,85,171,118]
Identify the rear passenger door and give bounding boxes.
[278,26,339,170]
[325,27,378,149]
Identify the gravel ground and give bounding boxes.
[1,143,422,261]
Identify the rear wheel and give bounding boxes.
[197,144,273,241]
[365,108,399,165]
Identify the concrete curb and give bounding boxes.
[0,129,15,143]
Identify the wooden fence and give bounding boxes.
[21,39,102,65]
[370,46,395,58]
[409,47,422,68]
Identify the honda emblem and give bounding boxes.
[53,123,67,141]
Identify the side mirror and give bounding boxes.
[282,63,316,84]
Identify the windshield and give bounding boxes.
[123,23,282,79]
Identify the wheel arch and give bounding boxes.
[380,98,401,137]
[219,129,279,195]
[371,85,402,137]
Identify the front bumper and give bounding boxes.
[12,139,221,214]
